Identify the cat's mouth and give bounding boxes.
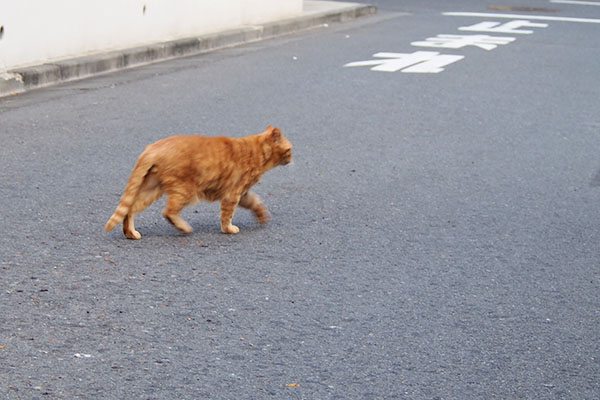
[279,147,293,165]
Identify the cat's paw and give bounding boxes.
[222,224,240,234]
[164,213,193,234]
[180,224,193,234]
[256,212,270,224]
[125,230,142,240]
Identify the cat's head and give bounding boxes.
[265,125,293,165]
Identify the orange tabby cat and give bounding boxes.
[105,125,292,239]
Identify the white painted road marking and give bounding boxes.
[344,9,591,74]
[550,0,600,6]
[344,51,464,73]
[411,34,515,51]
[443,12,600,24]
[459,20,548,34]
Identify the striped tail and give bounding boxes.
[105,154,154,232]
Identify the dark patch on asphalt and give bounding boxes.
[591,168,600,187]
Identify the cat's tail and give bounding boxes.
[105,154,154,232]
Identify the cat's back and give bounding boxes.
[144,134,234,160]
[142,134,252,178]
[147,134,217,152]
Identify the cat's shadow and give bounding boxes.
[131,221,268,241]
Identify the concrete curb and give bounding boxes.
[0,2,376,98]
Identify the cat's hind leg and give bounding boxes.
[239,191,270,224]
[122,172,162,240]
[123,214,142,240]
[163,193,193,234]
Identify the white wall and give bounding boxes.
[0,0,302,72]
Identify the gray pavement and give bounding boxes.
[1,0,599,399]
[0,1,375,98]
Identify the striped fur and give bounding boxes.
[105,125,292,240]
[104,154,154,234]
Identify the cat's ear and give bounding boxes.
[264,125,274,134]
[271,127,282,142]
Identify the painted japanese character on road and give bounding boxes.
[459,20,548,34]
[344,51,464,73]
[411,34,515,51]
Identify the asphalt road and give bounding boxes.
[1,0,599,399]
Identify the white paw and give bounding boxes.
[222,224,240,234]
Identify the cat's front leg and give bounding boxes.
[220,196,240,234]
[239,191,270,224]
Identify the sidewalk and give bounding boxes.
[0,1,375,98]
